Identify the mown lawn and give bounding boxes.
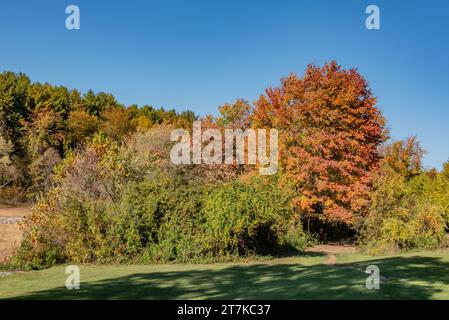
[1,249,449,299]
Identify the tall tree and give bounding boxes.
[381,136,425,179]
[253,61,386,226]
[0,72,31,157]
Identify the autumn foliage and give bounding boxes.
[1,62,448,268]
[253,62,386,225]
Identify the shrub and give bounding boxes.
[202,175,312,256]
[130,178,208,263]
[361,167,448,254]
[14,189,67,269]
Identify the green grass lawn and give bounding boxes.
[1,249,449,299]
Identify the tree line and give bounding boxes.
[0,70,195,201]
[1,62,448,269]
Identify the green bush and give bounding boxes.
[14,131,448,269]
[14,170,315,268]
[15,172,210,267]
[202,175,313,256]
[121,178,207,263]
[361,168,448,254]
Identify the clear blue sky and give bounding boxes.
[1,0,448,169]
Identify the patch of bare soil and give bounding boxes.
[306,243,359,265]
[306,244,359,255]
[0,205,31,262]
[0,205,32,217]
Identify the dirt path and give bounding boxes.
[0,205,32,262]
[0,205,32,217]
[306,243,359,265]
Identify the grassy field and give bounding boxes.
[1,249,449,300]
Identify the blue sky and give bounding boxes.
[0,0,448,168]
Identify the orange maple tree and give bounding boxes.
[253,61,386,226]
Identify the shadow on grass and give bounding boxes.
[11,255,449,300]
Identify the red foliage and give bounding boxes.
[253,61,386,225]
